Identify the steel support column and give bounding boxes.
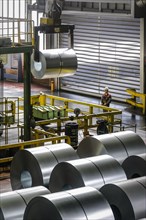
[144,16,146,94]
[24,52,31,141]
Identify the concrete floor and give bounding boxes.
[0,81,146,193]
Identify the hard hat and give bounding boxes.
[104,87,109,91]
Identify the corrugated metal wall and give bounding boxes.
[60,14,142,101]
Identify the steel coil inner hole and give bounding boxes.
[34,61,42,71]
[131,173,141,178]
[111,205,122,220]
[21,170,32,188]
[62,184,73,191]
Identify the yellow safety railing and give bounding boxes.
[19,93,122,131]
[126,89,146,115]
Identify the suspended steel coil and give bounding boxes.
[122,153,146,179]
[100,177,146,220]
[31,48,77,79]
[10,143,79,190]
[0,186,49,220]
[49,155,127,193]
[23,186,115,220]
[77,131,146,164]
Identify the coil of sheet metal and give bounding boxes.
[135,176,146,189]
[10,143,78,190]
[24,191,87,220]
[113,131,146,157]
[45,143,79,162]
[31,48,77,79]
[0,186,49,220]
[77,131,146,164]
[100,177,146,220]
[122,153,146,179]
[23,187,115,220]
[49,155,127,193]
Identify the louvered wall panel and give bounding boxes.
[60,15,141,101]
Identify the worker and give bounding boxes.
[101,87,112,107]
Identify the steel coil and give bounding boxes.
[77,131,146,164]
[0,186,49,220]
[67,187,115,220]
[100,178,146,220]
[10,143,78,190]
[135,176,146,189]
[113,131,146,157]
[45,143,79,162]
[49,155,127,192]
[24,191,87,220]
[24,187,115,220]
[122,153,146,179]
[31,48,77,79]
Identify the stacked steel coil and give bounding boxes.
[100,177,146,220]
[23,187,115,220]
[77,131,146,164]
[6,131,146,220]
[10,143,79,190]
[49,155,127,192]
[0,186,50,220]
[122,153,146,179]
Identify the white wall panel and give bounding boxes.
[60,14,142,101]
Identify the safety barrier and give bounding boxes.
[126,88,146,115]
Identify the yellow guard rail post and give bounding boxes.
[126,88,146,115]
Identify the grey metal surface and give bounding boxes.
[31,48,77,79]
[0,186,49,220]
[77,133,128,164]
[49,155,127,192]
[67,186,115,220]
[113,131,146,156]
[10,143,79,190]
[87,154,127,184]
[100,179,146,220]
[49,158,104,192]
[122,153,146,179]
[135,176,146,189]
[23,191,87,220]
[16,186,50,204]
[45,143,79,162]
[0,191,26,220]
[10,146,57,190]
[77,131,146,164]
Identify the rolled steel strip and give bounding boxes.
[87,155,127,185]
[113,131,146,157]
[24,187,115,220]
[16,186,50,204]
[31,48,77,79]
[49,158,104,192]
[0,186,49,220]
[49,155,127,193]
[0,192,26,220]
[45,143,79,162]
[100,179,146,220]
[135,176,146,189]
[24,191,87,220]
[67,186,115,220]
[10,146,56,190]
[77,131,146,164]
[122,153,146,179]
[10,143,78,190]
[77,133,128,164]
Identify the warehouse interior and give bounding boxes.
[0,0,146,220]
